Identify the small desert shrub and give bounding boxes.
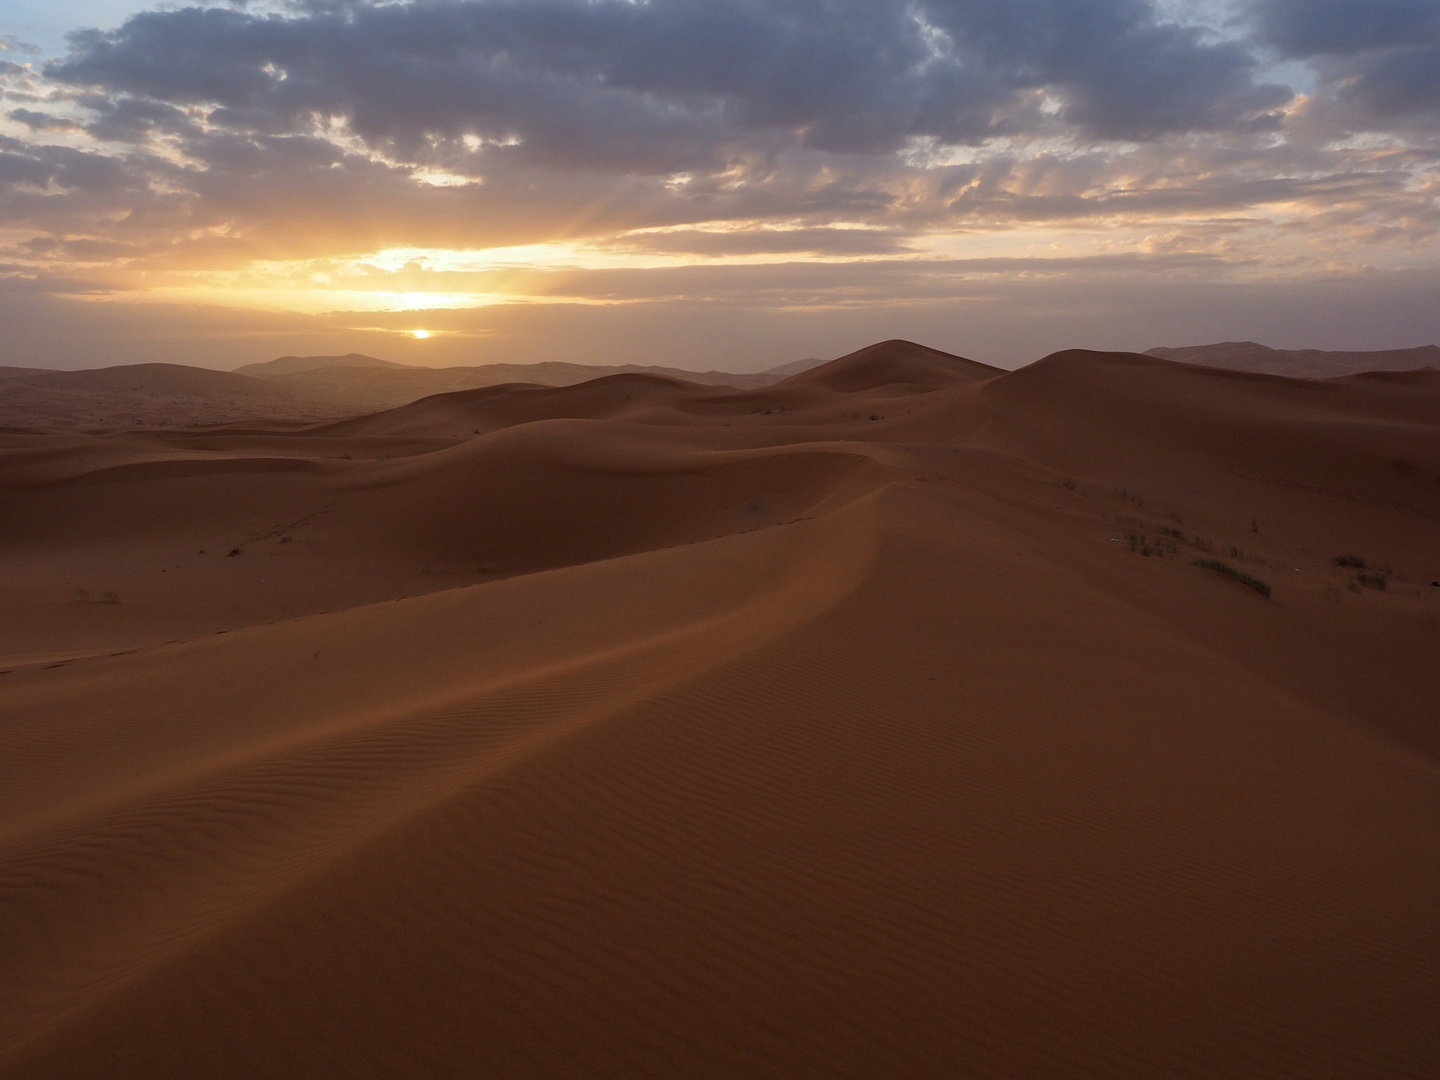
[1125,530,1152,555]
[1126,531,1178,557]
[1356,570,1387,591]
[1189,557,1271,597]
[228,547,241,557]
[1333,554,1366,568]
[1191,535,1213,552]
[1225,545,1245,559]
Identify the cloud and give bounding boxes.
[606,227,915,259]
[1249,0,1440,57]
[45,0,1289,170]
[925,0,1291,139]
[6,108,80,133]
[0,0,1432,349]
[1250,0,1440,124]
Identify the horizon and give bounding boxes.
[3,0,1440,371]
[9,335,1440,377]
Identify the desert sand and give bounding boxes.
[2,340,1439,1077]
[1145,341,1440,379]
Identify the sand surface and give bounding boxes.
[3,339,1439,1077]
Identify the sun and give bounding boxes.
[410,329,431,339]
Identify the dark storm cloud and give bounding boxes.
[1250,0,1440,123]
[44,0,1289,172]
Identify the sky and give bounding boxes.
[2,0,1439,371]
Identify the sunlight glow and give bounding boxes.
[411,329,431,339]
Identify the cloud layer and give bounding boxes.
[44,0,1294,157]
[1,0,1438,364]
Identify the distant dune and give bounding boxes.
[1146,340,1440,378]
[0,354,827,432]
[0,362,340,431]
[2,339,1439,1078]
[233,353,812,411]
[234,353,409,377]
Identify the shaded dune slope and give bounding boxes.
[0,418,890,661]
[317,372,701,439]
[2,340,1440,1078]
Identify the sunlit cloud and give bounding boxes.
[0,0,1437,367]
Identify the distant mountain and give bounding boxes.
[1145,341,1440,379]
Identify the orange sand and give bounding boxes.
[2,341,1439,1077]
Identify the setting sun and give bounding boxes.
[410,329,431,339]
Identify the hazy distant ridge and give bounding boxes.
[235,354,407,377]
[0,354,831,430]
[1146,341,1440,379]
[231,353,823,410]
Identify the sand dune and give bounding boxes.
[780,337,1001,392]
[0,363,342,432]
[0,353,812,433]
[3,340,1439,1077]
[1147,340,1440,378]
[233,353,802,410]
